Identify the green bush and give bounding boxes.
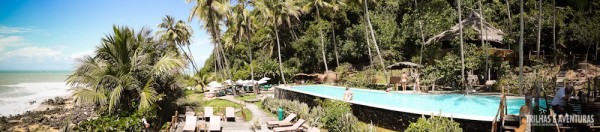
[316,99,361,131]
[405,114,462,132]
[73,111,154,131]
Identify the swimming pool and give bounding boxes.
[284,85,545,121]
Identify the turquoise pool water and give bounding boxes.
[287,85,545,121]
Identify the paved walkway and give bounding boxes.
[219,95,277,132]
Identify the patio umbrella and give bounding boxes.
[235,80,245,85]
[223,79,233,85]
[387,62,424,69]
[257,80,268,84]
[208,81,223,88]
[259,77,271,81]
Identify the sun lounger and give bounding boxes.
[267,113,297,128]
[204,107,214,120]
[182,116,197,132]
[225,107,235,121]
[208,116,222,131]
[306,127,320,132]
[272,119,305,132]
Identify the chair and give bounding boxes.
[208,116,222,132]
[306,127,320,132]
[273,119,305,132]
[225,107,235,121]
[182,116,197,132]
[204,107,214,121]
[267,113,297,128]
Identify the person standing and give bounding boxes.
[344,87,353,102]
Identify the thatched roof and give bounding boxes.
[424,11,505,45]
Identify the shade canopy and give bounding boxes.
[387,62,424,69]
[208,81,223,88]
[235,80,245,85]
[223,79,233,85]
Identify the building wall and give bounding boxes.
[275,87,493,131]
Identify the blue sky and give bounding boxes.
[0,0,213,71]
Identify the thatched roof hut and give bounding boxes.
[425,11,505,45]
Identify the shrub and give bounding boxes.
[405,114,462,132]
[316,99,361,131]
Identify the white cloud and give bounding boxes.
[0,26,34,34]
[0,46,63,60]
[0,36,24,53]
[70,50,95,60]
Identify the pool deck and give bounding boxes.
[277,85,501,121]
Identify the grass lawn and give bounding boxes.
[234,94,257,101]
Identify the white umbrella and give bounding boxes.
[235,80,245,85]
[243,80,257,87]
[208,81,223,88]
[259,77,271,81]
[257,80,268,84]
[223,79,233,85]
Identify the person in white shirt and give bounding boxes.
[551,85,574,114]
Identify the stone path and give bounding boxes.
[219,95,277,132]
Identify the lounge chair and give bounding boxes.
[182,116,197,132]
[306,127,320,132]
[208,116,222,132]
[204,107,214,121]
[225,107,235,121]
[267,113,297,128]
[272,119,305,132]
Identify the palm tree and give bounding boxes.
[187,0,232,81]
[253,0,302,84]
[157,15,198,73]
[228,0,257,92]
[346,0,387,78]
[66,26,186,114]
[457,0,465,90]
[519,0,524,95]
[303,0,333,72]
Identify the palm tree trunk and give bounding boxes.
[479,0,489,81]
[183,45,199,73]
[537,0,542,59]
[364,21,374,67]
[364,0,388,78]
[333,22,340,67]
[519,0,524,96]
[553,0,557,63]
[246,19,255,94]
[506,0,512,50]
[316,6,329,73]
[457,0,466,91]
[274,20,287,84]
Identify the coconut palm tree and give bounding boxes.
[303,0,333,72]
[253,0,302,84]
[227,1,257,93]
[157,15,198,73]
[346,0,387,77]
[187,0,232,81]
[519,0,524,95]
[66,26,186,114]
[457,0,465,89]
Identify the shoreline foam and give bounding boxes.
[0,82,71,116]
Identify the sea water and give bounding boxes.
[0,71,71,116]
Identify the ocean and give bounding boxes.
[0,70,72,116]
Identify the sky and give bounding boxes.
[0,0,213,71]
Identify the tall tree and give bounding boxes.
[67,26,186,114]
[346,0,387,78]
[187,0,232,81]
[519,0,524,95]
[228,0,256,92]
[303,0,331,72]
[457,0,465,90]
[253,0,302,84]
[157,15,198,73]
